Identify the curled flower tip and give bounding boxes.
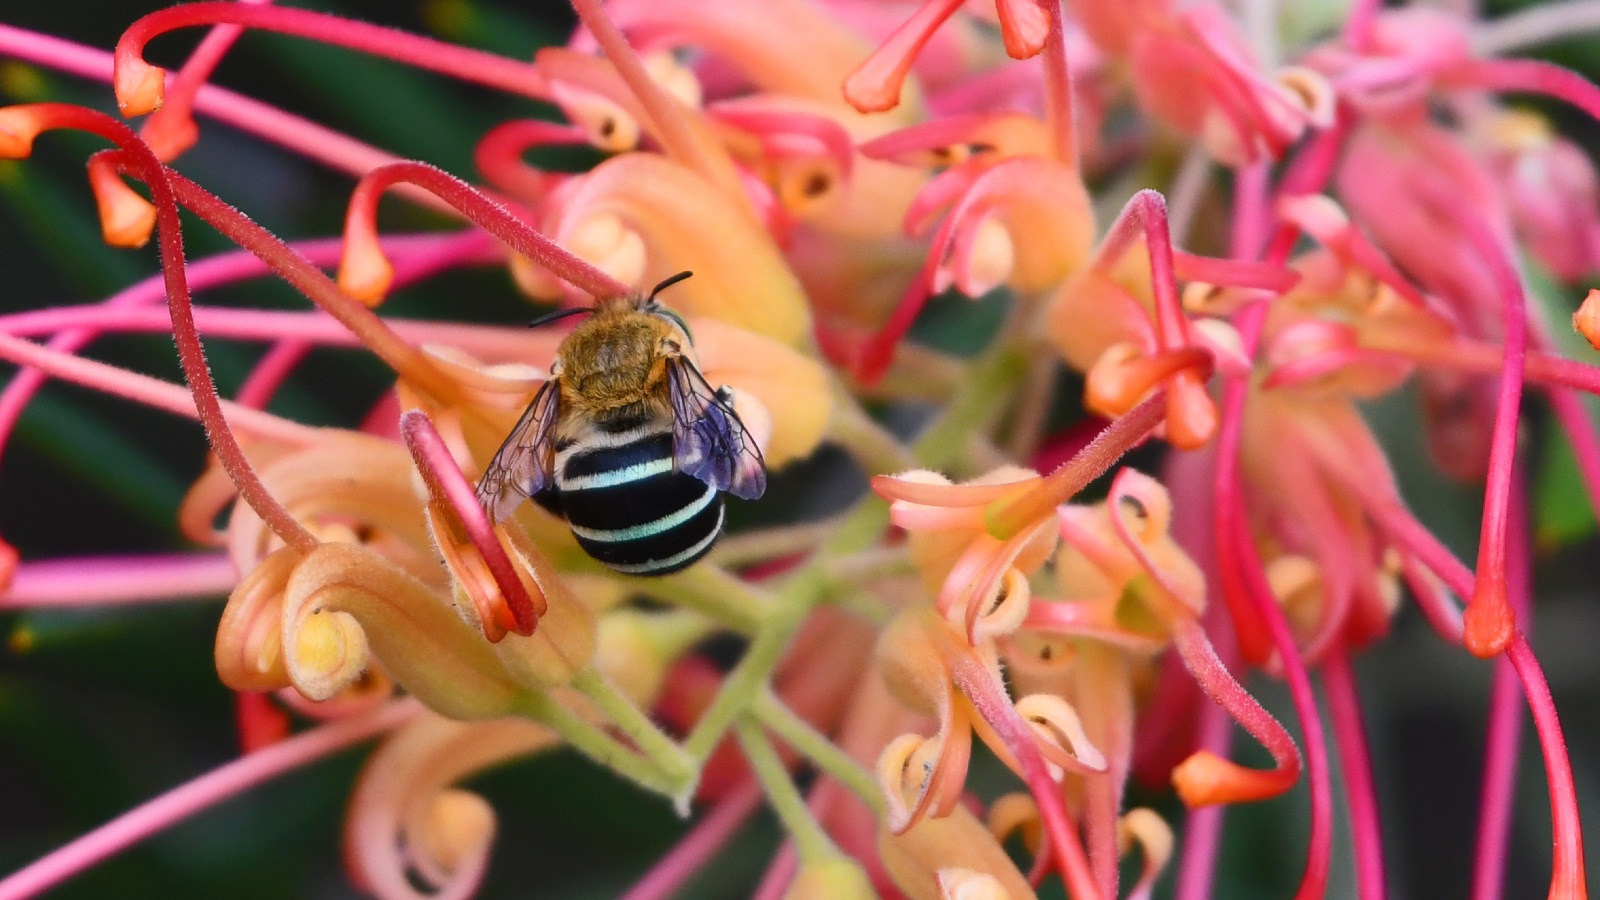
[1464,580,1515,659]
[1014,694,1108,777]
[1117,809,1173,900]
[995,0,1050,59]
[1575,289,1600,351]
[113,56,166,117]
[1165,371,1217,450]
[216,546,298,692]
[1170,748,1299,808]
[400,410,541,639]
[87,152,157,248]
[339,177,399,305]
[337,221,395,307]
[0,104,45,158]
[140,106,200,161]
[0,539,16,593]
[346,715,555,900]
[842,0,963,113]
[1085,345,1215,448]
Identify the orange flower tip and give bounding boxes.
[114,59,166,117]
[842,73,903,115]
[1463,585,1515,659]
[142,111,200,161]
[1165,374,1217,450]
[1171,750,1296,808]
[996,0,1050,59]
[94,182,157,248]
[0,538,16,593]
[337,245,396,307]
[1574,289,1600,351]
[0,107,42,159]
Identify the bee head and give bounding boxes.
[641,270,694,345]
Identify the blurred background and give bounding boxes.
[0,1,1597,897]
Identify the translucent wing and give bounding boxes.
[667,359,767,500]
[474,380,561,522]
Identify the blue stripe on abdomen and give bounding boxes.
[557,431,724,574]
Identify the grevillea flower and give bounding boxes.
[3,1,1599,899]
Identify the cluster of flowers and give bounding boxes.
[2,0,1598,897]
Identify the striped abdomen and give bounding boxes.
[553,426,724,576]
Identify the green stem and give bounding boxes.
[753,689,885,815]
[913,344,1029,468]
[709,518,849,569]
[516,690,692,801]
[683,564,830,762]
[674,333,1029,782]
[633,564,769,633]
[825,546,916,588]
[828,379,917,476]
[734,716,846,864]
[571,668,694,779]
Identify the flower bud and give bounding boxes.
[282,542,522,720]
[785,856,876,900]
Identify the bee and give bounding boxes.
[475,271,766,576]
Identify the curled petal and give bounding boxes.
[959,566,1032,644]
[877,727,970,834]
[346,711,556,900]
[1013,694,1108,777]
[930,157,1094,297]
[417,345,551,414]
[215,546,294,691]
[575,0,878,103]
[282,542,521,720]
[987,791,1041,847]
[859,113,1051,167]
[1117,808,1174,900]
[546,154,810,345]
[220,433,437,581]
[276,666,396,722]
[937,523,1056,643]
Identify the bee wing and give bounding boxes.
[667,359,767,500]
[474,379,561,522]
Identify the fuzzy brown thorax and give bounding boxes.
[554,297,681,423]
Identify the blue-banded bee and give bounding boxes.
[475,272,766,575]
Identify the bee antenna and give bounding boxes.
[648,270,694,301]
[527,306,596,329]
